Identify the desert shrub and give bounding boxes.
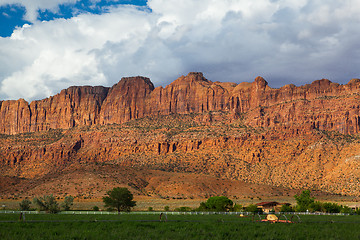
[174,207,192,212]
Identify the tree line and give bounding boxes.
[19,195,74,213]
[17,188,360,215]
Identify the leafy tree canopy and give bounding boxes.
[308,201,323,212]
[61,195,74,211]
[19,199,32,211]
[198,196,234,212]
[280,204,294,212]
[33,195,60,213]
[102,187,136,212]
[322,202,342,213]
[245,204,263,214]
[295,190,314,212]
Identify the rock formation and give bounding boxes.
[1,72,360,198]
[1,72,360,135]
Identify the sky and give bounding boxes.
[0,0,360,101]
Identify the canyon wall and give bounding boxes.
[1,72,360,135]
[1,72,360,197]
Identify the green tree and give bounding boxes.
[199,196,234,212]
[355,208,360,215]
[33,195,60,213]
[245,204,262,214]
[164,206,170,211]
[197,202,208,211]
[102,187,136,212]
[61,195,74,211]
[322,202,342,213]
[341,205,353,214]
[19,199,32,211]
[280,204,294,212]
[309,201,323,212]
[233,204,243,212]
[294,190,314,212]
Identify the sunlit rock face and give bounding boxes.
[1,73,360,135]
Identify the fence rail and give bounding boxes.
[0,210,353,216]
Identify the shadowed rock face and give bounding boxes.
[1,72,360,135]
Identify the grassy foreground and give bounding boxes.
[1,213,360,240]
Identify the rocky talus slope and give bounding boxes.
[0,72,359,198]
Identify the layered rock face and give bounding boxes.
[1,72,360,197]
[0,86,109,134]
[99,76,154,124]
[1,72,360,135]
[1,113,359,197]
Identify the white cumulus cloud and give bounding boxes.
[1,0,360,101]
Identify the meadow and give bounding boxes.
[1,212,360,240]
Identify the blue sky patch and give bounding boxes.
[0,4,31,37]
[0,0,148,37]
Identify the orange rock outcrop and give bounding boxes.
[1,72,360,135]
[1,72,360,198]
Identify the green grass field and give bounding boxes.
[1,213,360,240]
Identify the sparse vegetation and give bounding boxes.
[174,206,192,212]
[1,110,360,204]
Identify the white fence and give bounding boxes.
[0,210,353,216]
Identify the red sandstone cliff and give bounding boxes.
[1,72,360,198]
[99,76,154,124]
[1,72,360,135]
[1,113,359,197]
[0,86,109,134]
